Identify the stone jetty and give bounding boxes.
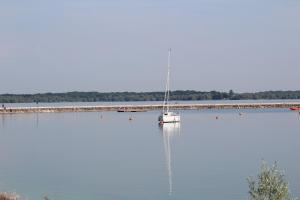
[0,102,300,114]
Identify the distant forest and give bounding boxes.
[1,90,300,103]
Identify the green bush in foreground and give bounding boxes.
[247,161,297,200]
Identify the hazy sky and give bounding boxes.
[0,0,299,93]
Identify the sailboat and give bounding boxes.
[158,49,181,124]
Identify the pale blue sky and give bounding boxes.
[0,0,299,93]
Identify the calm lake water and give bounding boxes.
[0,107,300,200]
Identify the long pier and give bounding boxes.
[0,102,300,114]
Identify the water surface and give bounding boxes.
[0,108,299,200]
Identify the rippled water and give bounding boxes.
[0,108,299,200]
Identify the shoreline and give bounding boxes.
[1,102,300,114]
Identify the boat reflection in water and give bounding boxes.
[159,122,181,196]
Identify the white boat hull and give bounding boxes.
[159,112,181,123]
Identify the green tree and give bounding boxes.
[247,161,297,200]
[229,89,234,98]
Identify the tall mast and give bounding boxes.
[163,49,171,113]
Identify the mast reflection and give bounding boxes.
[159,122,180,196]
[1,114,5,128]
[35,113,39,128]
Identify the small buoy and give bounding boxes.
[129,117,133,121]
[216,116,219,119]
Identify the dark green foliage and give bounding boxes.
[0,90,300,103]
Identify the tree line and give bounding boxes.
[0,90,300,103]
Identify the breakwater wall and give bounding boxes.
[0,102,300,114]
